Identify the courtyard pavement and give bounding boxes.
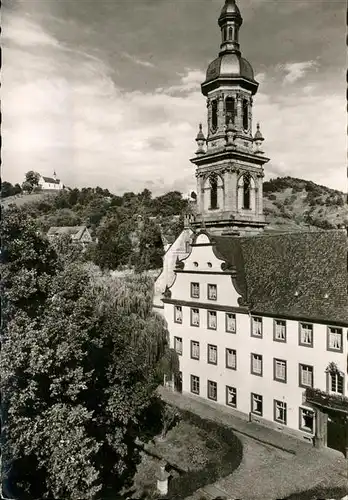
[158,387,348,500]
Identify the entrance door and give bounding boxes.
[175,371,182,393]
[327,414,346,455]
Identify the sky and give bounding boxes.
[2,0,346,195]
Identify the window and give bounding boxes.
[242,99,249,130]
[191,375,200,395]
[208,344,218,365]
[191,282,200,299]
[251,316,262,338]
[207,380,217,401]
[191,340,200,360]
[226,348,237,370]
[211,100,218,131]
[209,175,218,209]
[327,327,343,352]
[225,96,235,125]
[274,358,287,383]
[208,284,217,300]
[299,323,313,347]
[174,306,182,324]
[251,393,263,416]
[243,175,251,209]
[329,372,344,395]
[299,364,314,388]
[226,313,236,333]
[207,310,217,330]
[228,26,233,40]
[274,319,286,342]
[251,353,263,376]
[185,241,190,253]
[174,337,182,355]
[190,308,200,327]
[226,386,237,407]
[274,400,287,425]
[299,407,314,433]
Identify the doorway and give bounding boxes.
[327,413,347,455]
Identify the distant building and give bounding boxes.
[38,171,63,191]
[47,226,92,246]
[154,0,348,459]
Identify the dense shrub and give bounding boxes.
[166,410,243,500]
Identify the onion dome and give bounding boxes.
[202,0,258,95]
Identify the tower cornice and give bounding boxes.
[190,149,270,168]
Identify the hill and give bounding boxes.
[1,192,58,209]
[263,177,347,231]
[2,177,347,236]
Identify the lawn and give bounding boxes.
[123,408,243,499]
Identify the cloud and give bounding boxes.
[279,61,319,84]
[2,6,345,196]
[121,52,155,68]
[3,16,60,47]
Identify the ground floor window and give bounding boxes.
[251,393,263,416]
[299,407,314,433]
[226,386,237,407]
[190,375,200,395]
[274,400,287,425]
[207,380,217,401]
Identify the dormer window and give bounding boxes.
[211,100,218,131]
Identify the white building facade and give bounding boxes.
[38,172,63,191]
[159,232,348,454]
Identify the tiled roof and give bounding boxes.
[42,176,60,184]
[211,230,348,324]
[47,226,87,239]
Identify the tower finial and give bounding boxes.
[218,0,243,55]
[195,123,206,155]
[253,122,265,154]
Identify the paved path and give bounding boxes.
[158,388,348,500]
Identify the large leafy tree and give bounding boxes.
[94,215,132,270]
[1,207,173,499]
[136,219,164,272]
[22,171,40,193]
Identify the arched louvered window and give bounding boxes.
[243,175,251,209]
[210,175,218,209]
[211,100,218,131]
[225,97,235,125]
[242,99,249,130]
[229,27,233,40]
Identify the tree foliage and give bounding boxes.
[1,207,175,499]
[23,171,40,192]
[1,181,22,198]
[136,219,164,272]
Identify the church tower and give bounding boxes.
[190,0,269,235]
